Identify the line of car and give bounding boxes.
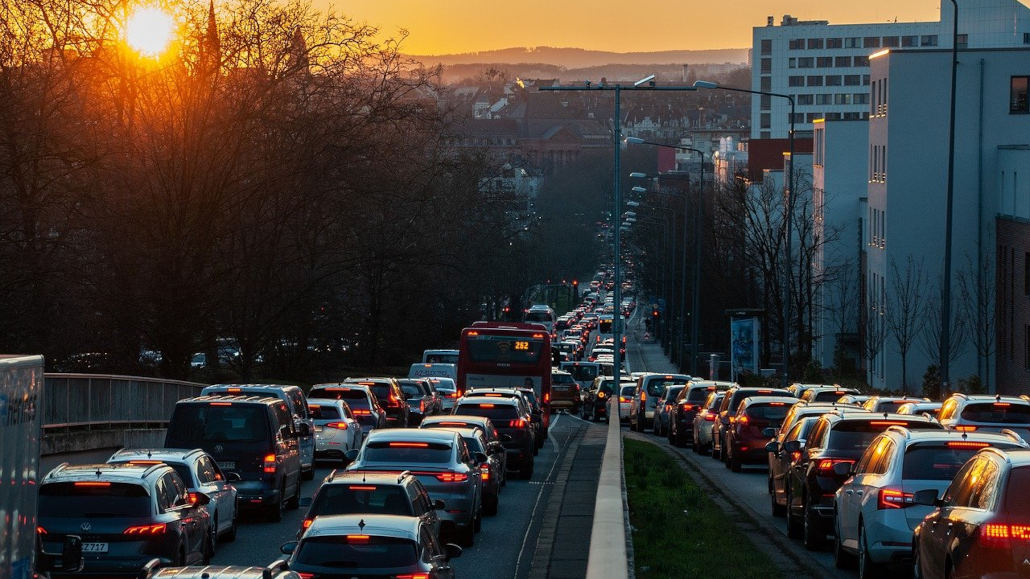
[625,375,1030,579]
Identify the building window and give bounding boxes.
[834,94,852,105]
[761,77,772,91]
[761,58,772,73]
[788,75,805,87]
[862,75,871,86]
[845,37,861,48]
[760,112,771,129]
[835,56,852,67]
[825,75,842,86]
[921,35,938,46]
[798,94,814,105]
[864,37,881,48]
[806,112,823,123]
[808,75,824,86]
[817,56,833,68]
[844,75,861,86]
[843,112,863,120]
[761,94,771,109]
[882,36,900,47]
[957,34,968,49]
[1011,76,1029,113]
[760,131,771,139]
[817,94,833,105]
[808,38,824,49]
[789,38,804,50]
[854,55,870,67]
[788,57,796,68]
[825,112,842,121]
[854,93,869,104]
[902,35,919,47]
[761,39,772,55]
[827,37,842,49]
[1024,32,1030,44]
[798,57,814,68]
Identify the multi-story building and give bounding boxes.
[752,1,1030,140]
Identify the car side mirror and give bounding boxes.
[444,543,464,560]
[912,489,940,507]
[62,535,85,573]
[474,452,489,464]
[765,441,779,454]
[280,541,298,555]
[188,491,211,507]
[832,461,853,477]
[762,427,776,438]
[433,499,446,510]
[782,440,801,453]
[344,449,359,461]
[226,471,242,482]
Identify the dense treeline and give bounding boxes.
[0,0,537,381]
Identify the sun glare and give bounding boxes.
[125,6,175,58]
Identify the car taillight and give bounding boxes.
[352,409,372,415]
[680,403,695,411]
[597,391,606,399]
[620,396,629,402]
[37,526,47,534]
[436,472,469,483]
[664,403,672,411]
[263,453,277,473]
[188,492,200,504]
[419,399,426,413]
[955,425,977,432]
[325,421,349,430]
[736,415,750,425]
[703,412,715,421]
[981,522,1030,547]
[302,518,313,529]
[124,523,167,535]
[816,458,853,474]
[297,573,315,579]
[877,488,915,509]
[396,574,430,579]
[509,419,527,428]
[480,463,491,481]
[641,391,647,401]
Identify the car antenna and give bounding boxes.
[358,519,366,531]
[961,431,968,440]
[146,450,153,459]
[95,468,102,478]
[362,472,366,483]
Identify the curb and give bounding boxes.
[584,402,630,579]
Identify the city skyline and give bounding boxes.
[327,0,943,55]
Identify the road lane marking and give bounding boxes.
[514,419,572,578]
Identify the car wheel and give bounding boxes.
[268,487,285,523]
[803,498,824,550]
[223,508,238,542]
[770,482,786,517]
[833,512,854,568]
[858,523,880,579]
[911,542,923,579]
[786,487,802,539]
[729,447,742,472]
[459,523,475,547]
[484,493,499,516]
[202,527,216,564]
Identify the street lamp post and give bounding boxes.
[941,0,958,391]
[541,78,697,380]
[627,138,705,375]
[693,80,795,385]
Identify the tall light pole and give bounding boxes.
[693,80,795,386]
[627,138,705,375]
[541,77,697,380]
[941,0,959,391]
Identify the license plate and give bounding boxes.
[217,461,236,471]
[314,426,323,433]
[82,542,108,553]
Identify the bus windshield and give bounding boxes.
[465,335,545,365]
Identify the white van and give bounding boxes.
[524,304,556,334]
[421,349,458,364]
[408,362,457,381]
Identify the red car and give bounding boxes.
[724,397,792,472]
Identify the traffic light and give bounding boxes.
[572,279,579,299]
[652,308,660,320]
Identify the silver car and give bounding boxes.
[429,377,459,411]
[107,448,239,543]
[344,428,485,547]
[691,391,725,455]
[307,399,363,463]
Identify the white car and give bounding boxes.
[107,448,240,542]
[833,427,1027,576]
[617,384,636,422]
[428,377,459,411]
[307,399,363,463]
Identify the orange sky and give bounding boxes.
[325,0,943,54]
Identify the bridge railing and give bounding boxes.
[43,373,207,430]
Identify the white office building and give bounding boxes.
[752,0,1030,140]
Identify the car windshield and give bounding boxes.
[462,435,486,453]
[39,482,151,517]
[311,484,412,516]
[960,403,1030,424]
[295,536,417,568]
[168,404,269,444]
[309,405,341,420]
[903,443,1021,481]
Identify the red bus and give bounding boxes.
[457,321,552,429]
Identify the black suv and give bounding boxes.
[345,377,410,427]
[37,463,214,575]
[713,387,795,461]
[783,410,941,549]
[299,471,443,539]
[454,396,536,479]
[165,395,303,522]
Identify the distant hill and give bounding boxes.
[409,46,749,69]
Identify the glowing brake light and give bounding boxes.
[703,412,716,421]
[128,460,162,465]
[483,393,504,397]
[980,523,1030,546]
[325,422,349,430]
[124,523,167,535]
[597,391,606,399]
[620,396,630,403]
[263,454,277,473]
[227,387,242,393]
[74,481,111,487]
[436,472,468,483]
[388,442,428,448]
[509,419,527,428]
[544,393,550,403]
[736,415,750,425]
[209,402,232,406]
[302,518,313,529]
[870,421,908,426]
[641,391,647,401]
[480,463,491,481]
[346,534,371,543]
[352,409,372,416]
[877,488,914,509]
[946,441,989,449]
[994,402,1012,407]
[816,458,853,474]
[955,425,978,432]
[769,402,786,406]
[396,574,430,579]
[479,403,496,408]
[348,486,377,491]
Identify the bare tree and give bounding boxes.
[823,258,859,375]
[861,280,888,389]
[958,256,996,390]
[885,256,927,394]
[920,277,966,378]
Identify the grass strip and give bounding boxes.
[625,437,778,578]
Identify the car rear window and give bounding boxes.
[872,400,913,413]
[646,379,684,397]
[39,482,151,517]
[168,404,270,444]
[729,390,792,414]
[398,382,424,397]
[664,386,685,401]
[311,484,412,517]
[687,388,715,403]
[960,403,1030,424]
[455,403,519,420]
[813,391,849,402]
[552,374,576,385]
[565,365,600,381]
[309,405,341,420]
[746,403,790,421]
[310,388,369,405]
[620,386,636,397]
[364,441,452,464]
[1003,467,1030,516]
[295,536,417,568]
[903,443,1022,481]
[827,420,940,452]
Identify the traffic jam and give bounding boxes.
[34,313,567,578]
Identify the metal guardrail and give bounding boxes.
[43,373,207,430]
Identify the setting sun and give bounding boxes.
[125,6,175,58]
